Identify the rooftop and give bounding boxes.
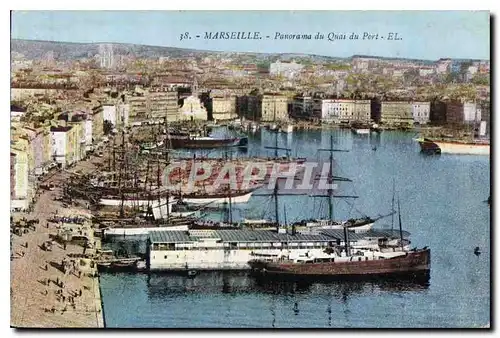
[149,228,408,244]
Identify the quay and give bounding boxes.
[10,157,105,328]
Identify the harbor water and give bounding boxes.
[99,129,490,328]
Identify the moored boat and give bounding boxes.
[416,137,490,155]
[167,130,247,149]
[248,248,430,278]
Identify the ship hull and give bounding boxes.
[169,136,247,149]
[417,138,489,155]
[181,191,254,205]
[249,248,430,278]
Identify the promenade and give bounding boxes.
[10,158,105,328]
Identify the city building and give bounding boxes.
[418,67,435,77]
[371,100,414,126]
[102,104,118,126]
[445,101,481,125]
[211,94,237,121]
[244,93,289,122]
[11,146,30,211]
[315,99,371,124]
[269,60,304,79]
[50,126,73,167]
[411,102,431,125]
[430,100,447,125]
[178,80,207,121]
[127,88,179,123]
[435,58,452,74]
[91,105,104,144]
[148,89,178,122]
[291,95,315,120]
[10,152,16,200]
[11,104,27,122]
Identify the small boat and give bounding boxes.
[351,122,371,135]
[370,124,382,133]
[415,137,490,155]
[279,124,294,133]
[167,130,248,149]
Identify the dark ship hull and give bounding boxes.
[249,248,430,279]
[168,135,248,149]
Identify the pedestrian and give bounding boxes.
[78,270,82,278]
[56,277,59,285]
[79,289,82,297]
[45,264,48,271]
[62,295,65,302]
[64,242,67,250]
[25,242,28,249]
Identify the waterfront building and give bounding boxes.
[243,93,289,122]
[211,95,237,121]
[178,95,208,121]
[10,145,30,211]
[91,105,104,144]
[291,95,315,120]
[411,102,431,125]
[50,126,73,167]
[315,99,371,124]
[10,152,16,200]
[371,100,414,126]
[21,126,47,176]
[445,101,481,125]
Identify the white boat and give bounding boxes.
[303,219,374,233]
[147,228,411,271]
[280,124,294,133]
[416,138,490,155]
[103,225,188,238]
[181,190,254,205]
[352,128,370,135]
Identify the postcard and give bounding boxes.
[10,10,490,328]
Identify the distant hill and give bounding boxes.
[11,39,484,64]
[10,39,217,61]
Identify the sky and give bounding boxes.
[10,10,490,60]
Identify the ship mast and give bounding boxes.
[397,197,404,250]
[164,116,170,221]
[316,134,356,256]
[115,129,126,218]
[391,178,395,231]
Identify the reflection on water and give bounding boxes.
[144,270,429,299]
